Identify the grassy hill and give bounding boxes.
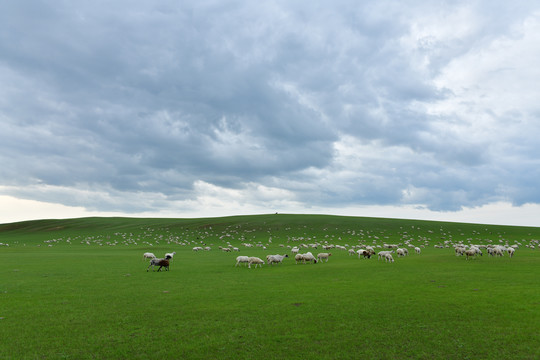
[2,213,540,247]
[1,214,539,359]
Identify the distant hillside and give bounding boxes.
[1,214,539,246]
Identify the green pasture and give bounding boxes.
[0,214,539,359]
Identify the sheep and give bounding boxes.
[317,253,332,263]
[303,252,318,264]
[164,251,176,261]
[357,249,371,259]
[455,246,467,256]
[235,256,250,267]
[384,253,395,263]
[414,247,421,255]
[348,249,356,256]
[266,254,289,265]
[396,248,407,257]
[147,258,170,272]
[295,252,318,264]
[377,250,393,260]
[507,247,515,258]
[465,247,482,260]
[143,252,156,261]
[248,257,264,269]
[192,246,203,251]
[291,247,300,254]
[489,245,507,257]
[357,248,375,259]
[492,247,505,257]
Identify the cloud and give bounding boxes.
[1,1,540,223]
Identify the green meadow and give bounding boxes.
[0,214,539,359]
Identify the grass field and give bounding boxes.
[1,214,539,359]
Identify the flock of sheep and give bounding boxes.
[142,236,526,271]
[453,244,516,260]
[143,243,424,271]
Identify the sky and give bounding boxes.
[1,1,540,226]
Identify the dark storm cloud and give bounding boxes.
[1,0,540,215]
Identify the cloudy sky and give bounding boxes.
[2,1,540,226]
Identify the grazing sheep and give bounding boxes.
[377,250,393,260]
[465,247,482,260]
[455,246,467,256]
[490,246,506,257]
[348,249,356,256]
[414,247,421,255]
[164,251,176,260]
[396,248,407,257]
[192,247,203,251]
[143,252,156,261]
[295,252,318,264]
[147,258,170,272]
[507,247,515,258]
[291,247,300,254]
[248,257,264,268]
[235,256,250,267]
[357,249,372,259]
[266,254,289,265]
[317,253,332,263]
[384,253,395,263]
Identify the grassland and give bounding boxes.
[0,214,539,359]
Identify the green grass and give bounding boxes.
[0,214,539,359]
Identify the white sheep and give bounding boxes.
[455,246,467,256]
[291,246,300,254]
[414,247,421,254]
[317,253,332,263]
[384,253,394,263]
[295,252,317,264]
[396,248,407,257]
[192,246,203,251]
[507,247,515,258]
[143,252,156,261]
[248,257,264,268]
[164,251,176,260]
[377,250,393,260]
[266,254,289,265]
[235,256,250,267]
[465,247,482,260]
